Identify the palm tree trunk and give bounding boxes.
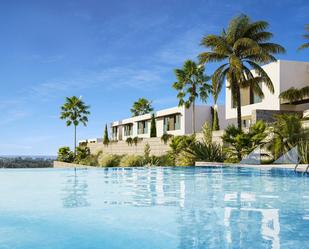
[235,84,242,131]
[74,125,77,156]
[192,101,196,134]
[235,84,242,161]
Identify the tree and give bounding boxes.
[199,14,285,130]
[130,98,153,117]
[211,77,223,130]
[103,124,109,145]
[74,146,90,163]
[279,86,309,104]
[298,24,309,50]
[57,146,74,163]
[60,96,90,156]
[150,113,157,137]
[268,114,309,159]
[173,60,211,133]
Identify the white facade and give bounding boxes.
[225,60,309,126]
[110,105,227,140]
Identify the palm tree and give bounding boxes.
[199,14,285,130]
[130,98,153,117]
[279,86,309,104]
[269,114,309,160]
[60,96,90,156]
[173,60,211,133]
[298,24,309,50]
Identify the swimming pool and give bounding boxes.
[0,167,308,249]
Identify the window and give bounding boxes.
[124,124,133,136]
[164,114,181,131]
[137,121,148,134]
[250,83,262,104]
[112,127,118,139]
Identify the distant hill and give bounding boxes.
[0,156,55,168]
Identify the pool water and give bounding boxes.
[0,167,308,249]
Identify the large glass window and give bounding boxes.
[250,83,263,104]
[137,121,148,134]
[124,124,133,136]
[112,126,118,139]
[163,114,181,132]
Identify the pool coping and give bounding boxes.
[195,161,309,173]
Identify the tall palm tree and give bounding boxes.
[199,14,285,130]
[279,86,309,104]
[298,24,309,50]
[173,60,211,133]
[60,96,90,155]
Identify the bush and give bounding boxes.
[74,146,90,163]
[79,151,102,166]
[126,137,133,146]
[222,121,268,162]
[57,146,74,163]
[168,135,195,165]
[184,142,225,163]
[201,122,212,144]
[161,133,173,144]
[98,153,122,167]
[120,155,144,167]
[133,136,142,145]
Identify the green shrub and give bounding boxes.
[120,155,144,167]
[74,146,90,163]
[161,133,173,144]
[201,122,212,144]
[144,143,151,161]
[79,151,102,166]
[133,136,142,145]
[268,114,308,160]
[298,139,309,164]
[126,137,133,146]
[98,153,122,167]
[222,121,268,162]
[57,146,74,163]
[184,142,225,163]
[168,135,195,165]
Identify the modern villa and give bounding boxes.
[81,59,309,144]
[226,60,309,127]
[110,105,227,140]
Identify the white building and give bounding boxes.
[225,60,309,127]
[110,105,227,140]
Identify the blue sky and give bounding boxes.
[0,0,308,155]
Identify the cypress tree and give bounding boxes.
[150,113,157,137]
[103,124,109,145]
[212,108,220,131]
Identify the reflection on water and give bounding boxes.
[84,167,308,249]
[0,167,307,249]
[62,170,90,208]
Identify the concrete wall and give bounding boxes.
[53,161,94,168]
[88,130,225,157]
[251,109,303,123]
[88,137,170,156]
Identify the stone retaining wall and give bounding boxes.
[87,131,224,156]
[53,161,95,168]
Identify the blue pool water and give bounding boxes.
[0,167,308,249]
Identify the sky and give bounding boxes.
[0,0,308,155]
